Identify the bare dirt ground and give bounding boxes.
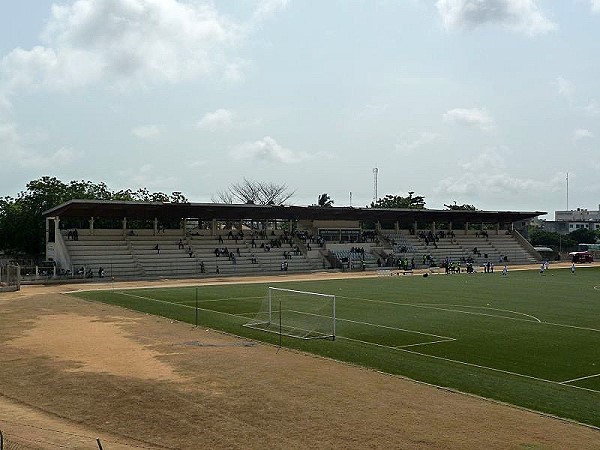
[1,266,599,449]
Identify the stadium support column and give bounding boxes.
[413,220,418,235]
[465,222,469,234]
[495,222,500,235]
[432,221,436,234]
[45,216,51,244]
[394,221,399,232]
[212,219,217,236]
[54,216,60,243]
[122,217,127,236]
[89,217,94,236]
[154,217,158,236]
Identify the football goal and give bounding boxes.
[244,287,336,340]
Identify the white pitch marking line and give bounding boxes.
[339,295,542,324]
[340,295,600,333]
[108,292,600,394]
[180,295,264,305]
[560,373,600,384]
[422,304,541,323]
[288,309,455,341]
[339,336,600,394]
[117,291,246,321]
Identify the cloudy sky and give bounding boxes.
[1,0,599,217]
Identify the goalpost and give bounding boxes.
[244,287,336,340]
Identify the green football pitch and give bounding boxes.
[71,266,600,428]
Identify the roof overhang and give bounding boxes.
[43,199,545,224]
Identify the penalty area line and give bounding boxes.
[560,373,600,384]
[338,335,600,394]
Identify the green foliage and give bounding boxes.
[529,229,573,249]
[568,228,598,245]
[529,227,598,251]
[370,191,426,209]
[0,176,188,257]
[444,201,477,210]
[317,193,334,207]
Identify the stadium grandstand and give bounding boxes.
[39,200,544,281]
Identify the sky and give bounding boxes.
[1,0,599,218]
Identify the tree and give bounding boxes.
[0,176,188,258]
[212,179,294,205]
[528,228,576,251]
[444,201,476,211]
[317,193,334,207]
[568,228,598,245]
[370,191,426,209]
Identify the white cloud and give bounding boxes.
[231,136,309,164]
[20,146,81,169]
[582,100,600,116]
[573,128,593,141]
[0,0,287,93]
[395,131,438,155]
[460,148,506,171]
[197,108,235,131]
[0,121,79,169]
[443,107,495,131]
[251,0,289,23]
[436,0,557,35]
[556,76,574,103]
[435,148,564,199]
[132,124,161,139]
[117,163,177,189]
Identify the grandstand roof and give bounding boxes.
[44,199,544,224]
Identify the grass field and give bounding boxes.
[72,266,600,428]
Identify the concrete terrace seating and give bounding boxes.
[62,230,141,278]
[378,230,540,269]
[128,235,204,278]
[188,233,314,275]
[327,243,379,270]
[187,234,268,276]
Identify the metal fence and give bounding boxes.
[0,428,109,449]
[0,429,36,449]
[0,265,20,292]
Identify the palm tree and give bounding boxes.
[318,193,334,207]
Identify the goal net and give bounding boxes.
[244,287,336,340]
[0,265,20,292]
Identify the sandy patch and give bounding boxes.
[1,267,599,449]
[7,313,184,382]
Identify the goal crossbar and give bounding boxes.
[244,286,336,340]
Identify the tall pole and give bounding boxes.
[566,172,569,210]
[349,191,352,207]
[373,168,378,202]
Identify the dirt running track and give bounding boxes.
[1,268,599,449]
